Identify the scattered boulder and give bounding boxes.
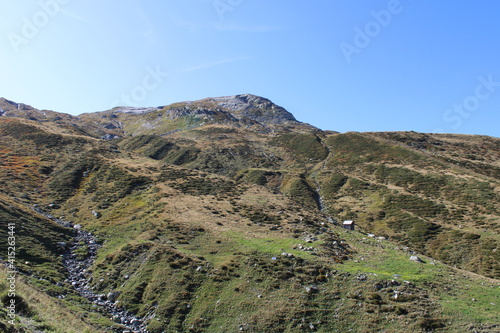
[107,292,120,303]
[57,242,67,249]
[409,256,424,263]
[130,318,141,327]
[305,285,319,294]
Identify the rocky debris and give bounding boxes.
[303,235,318,243]
[63,231,148,332]
[373,280,401,291]
[32,206,149,332]
[294,244,316,252]
[102,134,121,140]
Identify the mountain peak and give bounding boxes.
[196,94,297,124]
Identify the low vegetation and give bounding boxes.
[0,100,499,332]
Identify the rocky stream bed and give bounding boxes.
[33,206,149,333]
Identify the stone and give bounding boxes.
[107,292,120,303]
[409,256,423,263]
[130,318,141,327]
[305,285,319,294]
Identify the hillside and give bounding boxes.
[0,95,499,332]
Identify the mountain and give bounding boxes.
[0,95,499,332]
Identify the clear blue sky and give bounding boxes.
[1,1,499,137]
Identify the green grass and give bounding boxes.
[223,231,320,259]
[440,281,500,324]
[332,229,500,328]
[338,234,441,282]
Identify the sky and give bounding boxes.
[0,0,499,137]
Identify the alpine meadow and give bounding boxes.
[0,94,498,332]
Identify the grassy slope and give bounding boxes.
[0,117,499,332]
[34,142,500,331]
[117,127,500,278]
[316,131,500,278]
[0,196,105,332]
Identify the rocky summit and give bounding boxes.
[0,95,499,332]
[206,94,298,124]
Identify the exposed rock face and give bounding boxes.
[161,105,235,122]
[208,94,297,124]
